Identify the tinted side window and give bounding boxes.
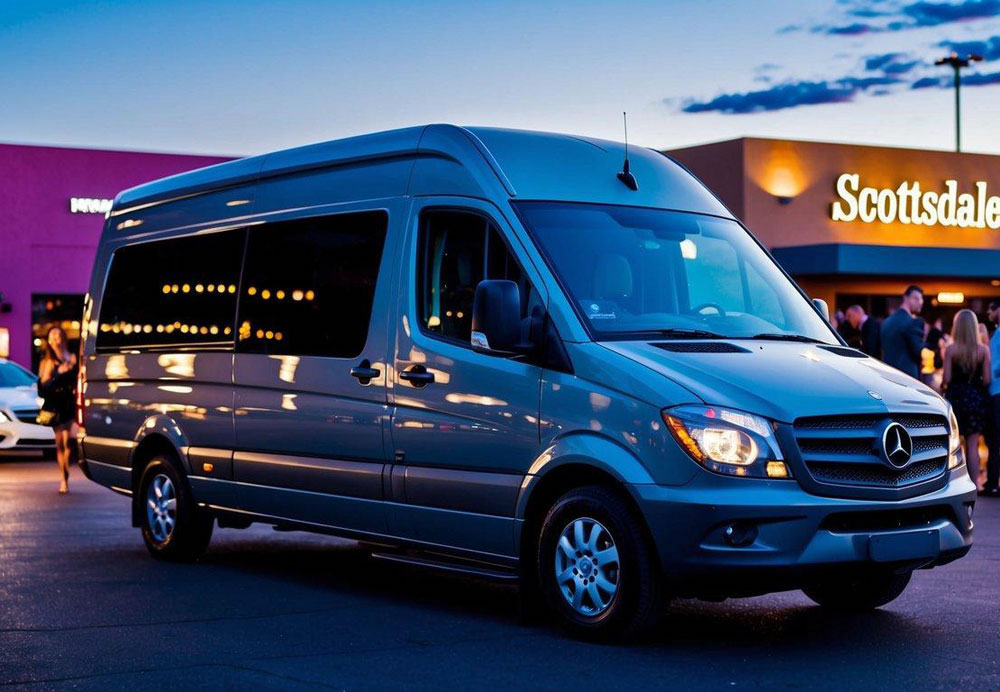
[418,210,535,343]
[237,211,387,358]
[97,230,245,350]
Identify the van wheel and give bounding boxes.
[139,457,213,561]
[802,570,912,610]
[537,485,663,640]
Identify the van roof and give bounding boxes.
[112,124,731,219]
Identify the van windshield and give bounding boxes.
[514,202,838,343]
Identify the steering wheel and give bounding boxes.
[692,302,726,317]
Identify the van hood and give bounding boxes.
[601,340,945,423]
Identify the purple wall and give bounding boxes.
[0,143,232,368]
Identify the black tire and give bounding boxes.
[802,570,912,610]
[138,456,213,561]
[536,485,664,641]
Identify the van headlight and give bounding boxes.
[662,405,790,479]
[947,407,964,470]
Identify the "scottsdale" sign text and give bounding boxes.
[831,173,1000,229]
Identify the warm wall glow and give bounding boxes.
[937,291,965,304]
[749,142,811,199]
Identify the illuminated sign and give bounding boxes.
[937,292,965,304]
[831,173,1000,229]
[69,197,113,214]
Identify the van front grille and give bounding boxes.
[16,438,54,447]
[794,413,943,430]
[807,458,943,487]
[13,409,40,424]
[792,413,949,498]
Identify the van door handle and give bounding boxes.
[399,364,435,387]
[350,360,380,385]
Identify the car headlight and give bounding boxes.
[662,405,791,479]
[947,406,964,470]
[0,410,10,423]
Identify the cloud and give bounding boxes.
[863,52,922,74]
[902,0,1000,27]
[679,76,901,114]
[939,35,1000,60]
[910,69,1000,87]
[807,0,1000,34]
[963,69,1000,84]
[693,5,1000,115]
[849,7,896,18]
[819,21,879,35]
[865,52,907,70]
[884,60,920,73]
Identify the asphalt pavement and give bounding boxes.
[1,461,998,690]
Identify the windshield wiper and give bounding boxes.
[747,332,826,344]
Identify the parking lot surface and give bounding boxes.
[1,461,998,690]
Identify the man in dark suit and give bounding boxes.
[880,285,925,378]
[845,305,881,358]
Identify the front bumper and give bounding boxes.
[631,468,975,597]
[0,420,55,456]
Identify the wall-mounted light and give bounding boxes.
[937,291,965,305]
[749,142,810,207]
[991,279,1000,287]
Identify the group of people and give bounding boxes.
[834,286,1000,497]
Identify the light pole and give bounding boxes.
[934,52,983,152]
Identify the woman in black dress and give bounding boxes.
[38,326,77,494]
[944,309,992,489]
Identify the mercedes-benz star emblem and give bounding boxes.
[881,422,913,468]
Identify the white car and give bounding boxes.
[0,359,55,457]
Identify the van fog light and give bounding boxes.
[724,523,758,547]
[766,461,789,478]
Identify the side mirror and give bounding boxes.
[471,280,524,355]
[812,298,830,322]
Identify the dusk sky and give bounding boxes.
[3,0,1000,156]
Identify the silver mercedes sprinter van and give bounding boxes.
[79,125,975,639]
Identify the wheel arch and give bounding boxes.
[128,415,191,526]
[515,433,657,565]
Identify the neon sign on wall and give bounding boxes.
[831,173,1000,229]
[69,197,113,214]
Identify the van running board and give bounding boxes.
[369,551,519,582]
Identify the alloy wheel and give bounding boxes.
[554,517,620,616]
[146,473,177,543]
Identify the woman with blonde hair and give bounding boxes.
[38,326,78,494]
[944,309,992,488]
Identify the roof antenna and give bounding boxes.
[617,111,639,191]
